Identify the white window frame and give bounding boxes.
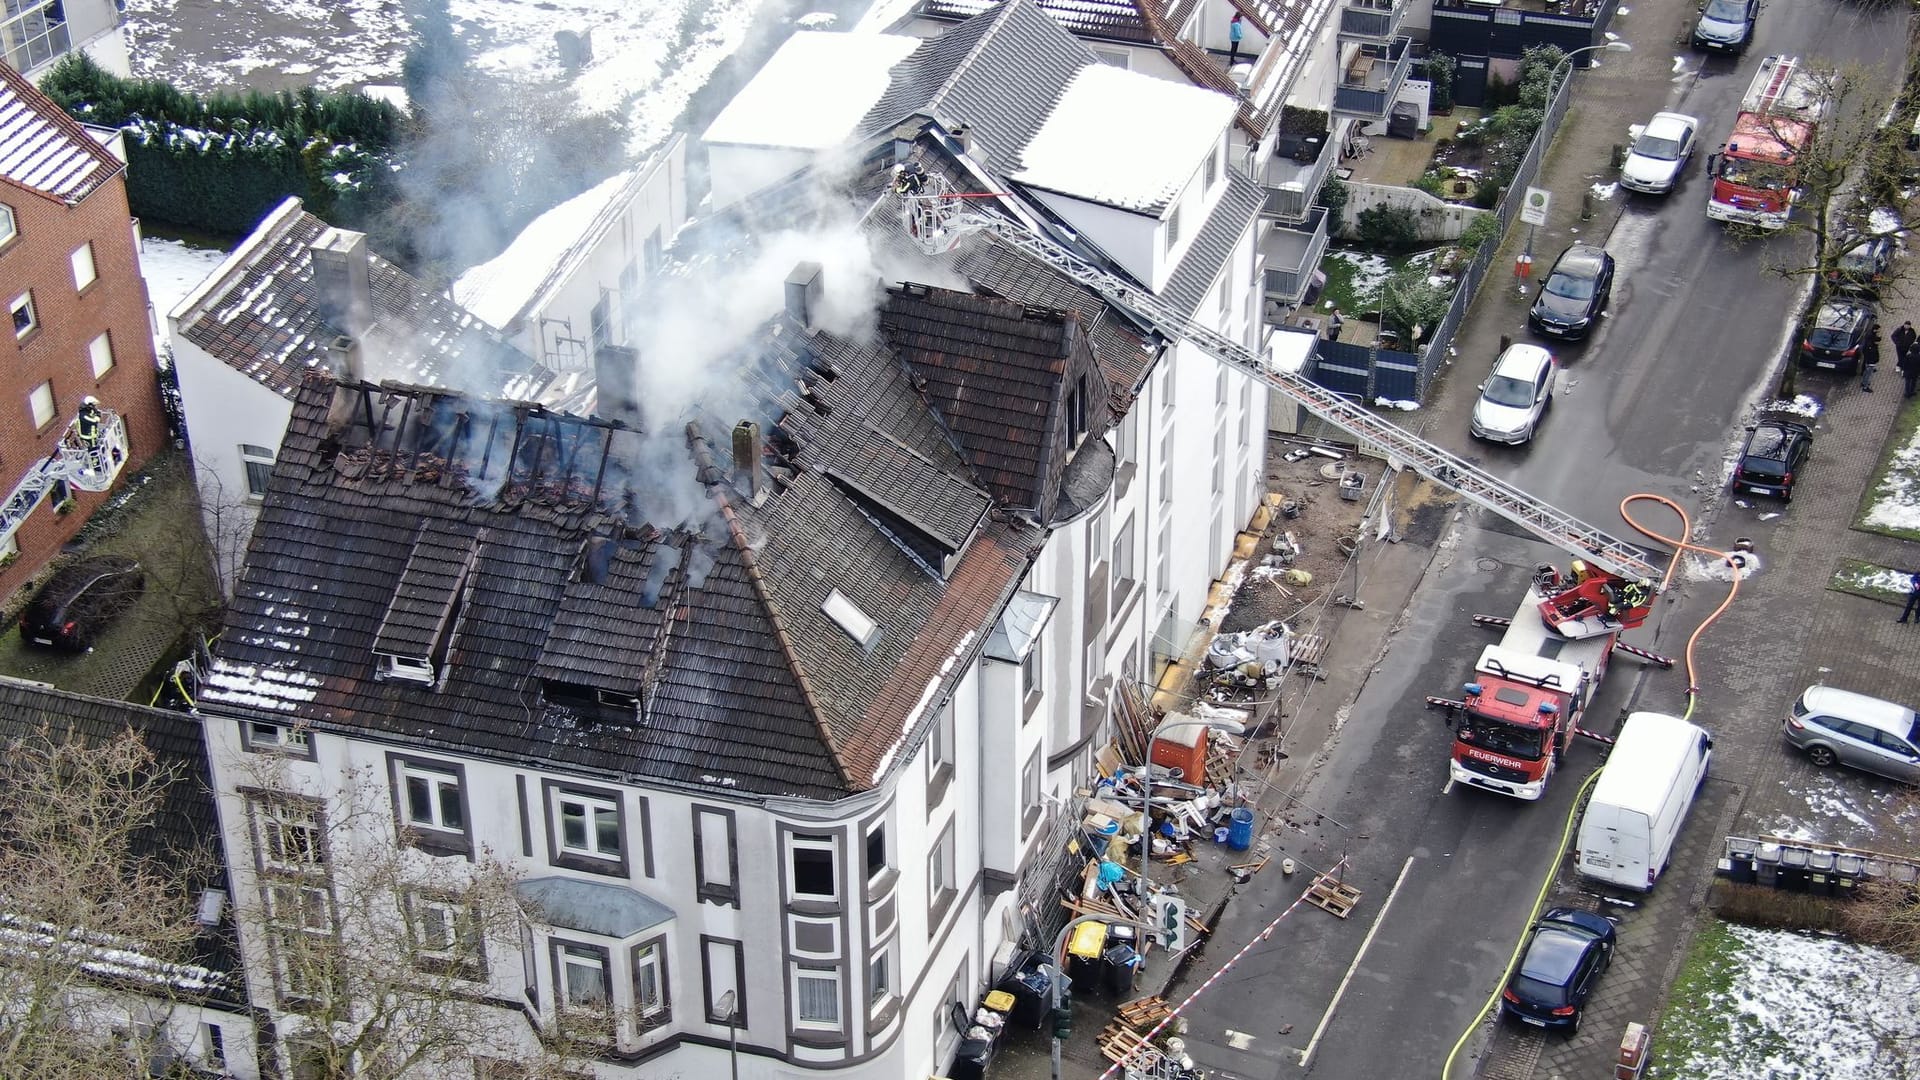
[929,824,955,899]
[1164,206,1181,255]
[248,719,308,752]
[0,203,14,247]
[10,292,35,339]
[28,380,54,429]
[200,1023,226,1069]
[1212,422,1226,494]
[379,652,435,684]
[1156,517,1173,598]
[240,443,276,499]
[1088,510,1108,575]
[930,701,954,775]
[1158,362,1175,416]
[264,881,333,998]
[0,533,17,565]
[554,789,622,861]
[559,944,610,1010]
[1114,514,1136,590]
[1158,426,1174,506]
[868,941,894,1007]
[87,331,113,378]
[398,761,464,834]
[255,801,323,872]
[793,967,841,1029]
[788,834,839,902]
[1021,749,1042,836]
[406,891,477,966]
[1021,638,1044,700]
[632,941,667,1018]
[1239,379,1253,445]
[70,242,96,291]
[1115,412,1137,468]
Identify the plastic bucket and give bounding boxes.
[1227,807,1255,851]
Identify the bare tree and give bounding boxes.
[0,726,211,1079]
[231,753,599,1079]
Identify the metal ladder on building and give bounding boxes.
[0,406,130,552]
[958,218,1664,582]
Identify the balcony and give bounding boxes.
[1260,206,1328,309]
[1339,0,1406,43]
[1331,37,1414,121]
[1263,136,1337,225]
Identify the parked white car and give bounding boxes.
[1470,343,1558,445]
[1619,112,1700,195]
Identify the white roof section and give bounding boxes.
[1591,711,1709,813]
[0,61,122,202]
[1011,63,1236,212]
[1475,644,1586,694]
[701,31,921,150]
[1268,327,1316,375]
[455,167,640,330]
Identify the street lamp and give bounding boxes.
[1138,717,1247,898]
[1548,41,1630,103]
[716,989,740,1080]
[1048,913,1153,1080]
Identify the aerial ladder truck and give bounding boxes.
[0,398,130,561]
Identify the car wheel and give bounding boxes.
[1807,745,1838,767]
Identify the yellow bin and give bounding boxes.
[1067,920,1109,959]
[983,990,1016,1014]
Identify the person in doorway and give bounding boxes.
[1228,13,1245,65]
[1900,570,1920,624]
[1862,330,1881,392]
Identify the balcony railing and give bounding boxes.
[1331,37,1414,120]
[1339,0,1406,42]
[1261,206,1329,308]
[1263,137,1337,225]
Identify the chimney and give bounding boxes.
[327,335,364,382]
[310,228,373,339]
[593,344,641,424]
[731,420,764,502]
[951,123,984,163]
[784,261,823,331]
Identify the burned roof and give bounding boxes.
[201,300,1031,797]
[175,197,550,402]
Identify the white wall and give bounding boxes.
[167,334,293,591]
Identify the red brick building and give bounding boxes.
[0,60,164,603]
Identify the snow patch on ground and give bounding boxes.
[1862,419,1920,533]
[1669,923,1920,1080]
[139,236,232,322]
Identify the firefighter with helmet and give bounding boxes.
[76,397,103,446]
[1618,577,1652,612]
[893,162,928,197]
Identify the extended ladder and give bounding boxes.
[968,222,1664,582]
[0,406,130,551]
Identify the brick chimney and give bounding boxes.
[732,419,763,503]
[310,228,374,339]
[594,344,641,424]
[784,261,822,331]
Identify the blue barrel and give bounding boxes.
[1227,808,1255,851]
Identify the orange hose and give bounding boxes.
[1618,493,1743,718]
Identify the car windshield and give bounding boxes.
[1719,157,1792,190]
[1746,427,1790,462]
[1482,374,1536,408]
[1543,271,1596,301]
[1702,0,1745,19]
[1457,717,1546,761]
[1633,133,1683,161]
[1512,973,1570,1007]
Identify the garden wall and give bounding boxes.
[1337,183,1491,244]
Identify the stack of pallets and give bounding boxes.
[1098,996,1173,1067]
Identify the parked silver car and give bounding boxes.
[1470,344,1558,445]
[1619,112,1699,195]
[1782,686,1920,784]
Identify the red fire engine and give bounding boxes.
[1707,55,1826,231]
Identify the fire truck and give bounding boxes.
[1426,564,1674,801]
[1707,55,1826,230]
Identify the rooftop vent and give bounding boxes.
[822,588,880,650]
[785,261,823,330]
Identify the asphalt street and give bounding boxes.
[1169,0,1917,1078]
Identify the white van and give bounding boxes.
[1576,712,1713,892]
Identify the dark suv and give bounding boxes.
[19,556,146,652]
[1799,301,1876,373]
[1732,418,1812,501]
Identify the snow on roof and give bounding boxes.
[701,31,922,150]
[455,166,641,330]
[1268,326,1316,375]
[0,60,123,202]
[1012,63,1236,213]
[1590,711,1708,815]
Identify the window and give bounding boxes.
[1091,46,1130,68]
[618,259,639,336]
[1158,362,1175,415]
[1216,275,1230,321]
[70,243,96,290]
[1239,380,1252,445]
[0,1,70,71]
[869,949,891,1005]
[520,920,539,1006]
[866,823,888,882]
[632,941,668,1019]
[1115,413,1137,468]
[254,800,323,872]
[397,760,467,838]
[789,835,837,901]
[1215,366,1229,406]
[10,292,34,338]
[1021,749,1042,836]
[1088,511,1108,573]
[928,822,956,926]
[644,227,664,275]
[1068,374,1090,442]
[557,944,610,1010]
[937,963,968,1049]
[1203,146,1218,192]
[1158,427,1174,506]
[87,332,113,378]
[1022,638,1044,701]
[247,719,308,753]
[1164,207,1181,254]
[0,203,13,247]
[241,444,276,498]
[1156,518,1173,597]
[589,290,611,349]
[405,891,481,976]
[1113,514,1136,606]
[201,1023,226,1069]
[928,701,956,805]
[794,967,840,1027]
[1,533,16,565]
[28,381,56,429]
[264,882,333,999]
[1212,423,1226,494]
[823,589,881,649]
[554,789,621,861]
[694,807,737,905]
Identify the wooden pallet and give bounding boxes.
[1116,995,1171,1030]
[1098,1021,1162,1067]
[1291,634,1328,677]
[1304,871,1363,918]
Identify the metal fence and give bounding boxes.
[1310,72,1575,402]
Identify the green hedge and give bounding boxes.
[38,54,401,236]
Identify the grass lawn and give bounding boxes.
[1828,558,1910,606]
[1854,392,1920,541]
[1317,246,1455,322]
[1648,917,1920,1079]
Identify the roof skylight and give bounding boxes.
[823,589,880,649]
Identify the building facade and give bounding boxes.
[0,60,160,603]
[2,0,131,84]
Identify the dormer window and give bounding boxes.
[379,653,436,684]
[1165,206,1182,254]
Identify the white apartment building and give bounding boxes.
[4,0,131,82]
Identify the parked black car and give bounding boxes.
[1829,220,1899,299]
[1732,418,1813,501]
[1798,301,1876,373]
[1527,244,1615,341]
[19,555,146,652]
[1501,908,1616,1033]
[1691,0,1758,52]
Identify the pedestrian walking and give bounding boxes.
[1899,334,1920,399]
[1227,13,1245,65]
[1861,331,1879,392]
[1900,570,1920,624]
[1895,320,1918,360]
